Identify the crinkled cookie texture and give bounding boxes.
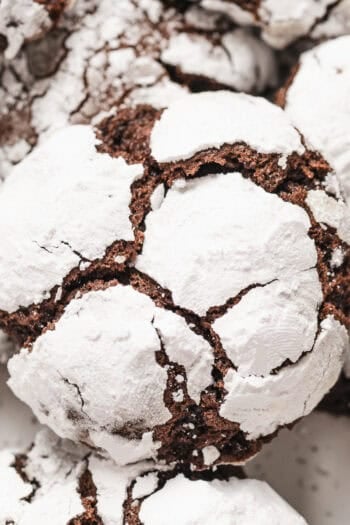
[278,36,350,420]
[0,428,306,525]
[278,36,350,204]
[136,475,307,525]
[3,91,349,468]
[197,0,350,48]
[0,0,277,179]
[0,0,73,60]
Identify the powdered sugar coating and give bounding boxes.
[153,308,213,403]
[0,125,143,312]
[201,0,347,48]
[8,284,213,465]
[150,92,304,163]
[2,90,348,467]
[136,172,316,316]
[311,0,350,39]
[257,0,336,48]
[0,430,84,525]
[0,428,307,525]
[132,471,159,500]
[283,36,350,203]
[139,474,307,525]
[0,0,51,60]
[306,190,350,244]
[0,451,34,524]
[220,316,347,438]
[135,91,348,445]
[0,0,277,178]
[161,28,277,93]
[213,272,322,377]
[0,428,153,524]
[88,455,155,524]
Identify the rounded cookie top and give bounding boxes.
[4,91,349,468]
[279,35,350,203]
[0,428,306,525]
[0,124,144,314]
[0,0,277,179]
[137,474,307,525]
[200,0,350,48]
[8,284,214,465]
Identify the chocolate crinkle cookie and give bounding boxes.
[0,428,306,524]
[277,35,350,204]
[0,91,348,469]
[0,0,74,60]
[0,0,277,179]
[187,0,350,49]
[277,36,350,417]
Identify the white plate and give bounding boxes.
[246,411,350,525]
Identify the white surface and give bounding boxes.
[0,125,143,312]
[246,411,350,525]
[0,366,40,450]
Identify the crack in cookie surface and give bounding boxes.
[3,92,349,470]
[190,0,350,49]
[11,453,40,503]
[0,0,277,178]
[7,428,302,525]
[68,463,103,525]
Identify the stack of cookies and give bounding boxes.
[0,1,349,523]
